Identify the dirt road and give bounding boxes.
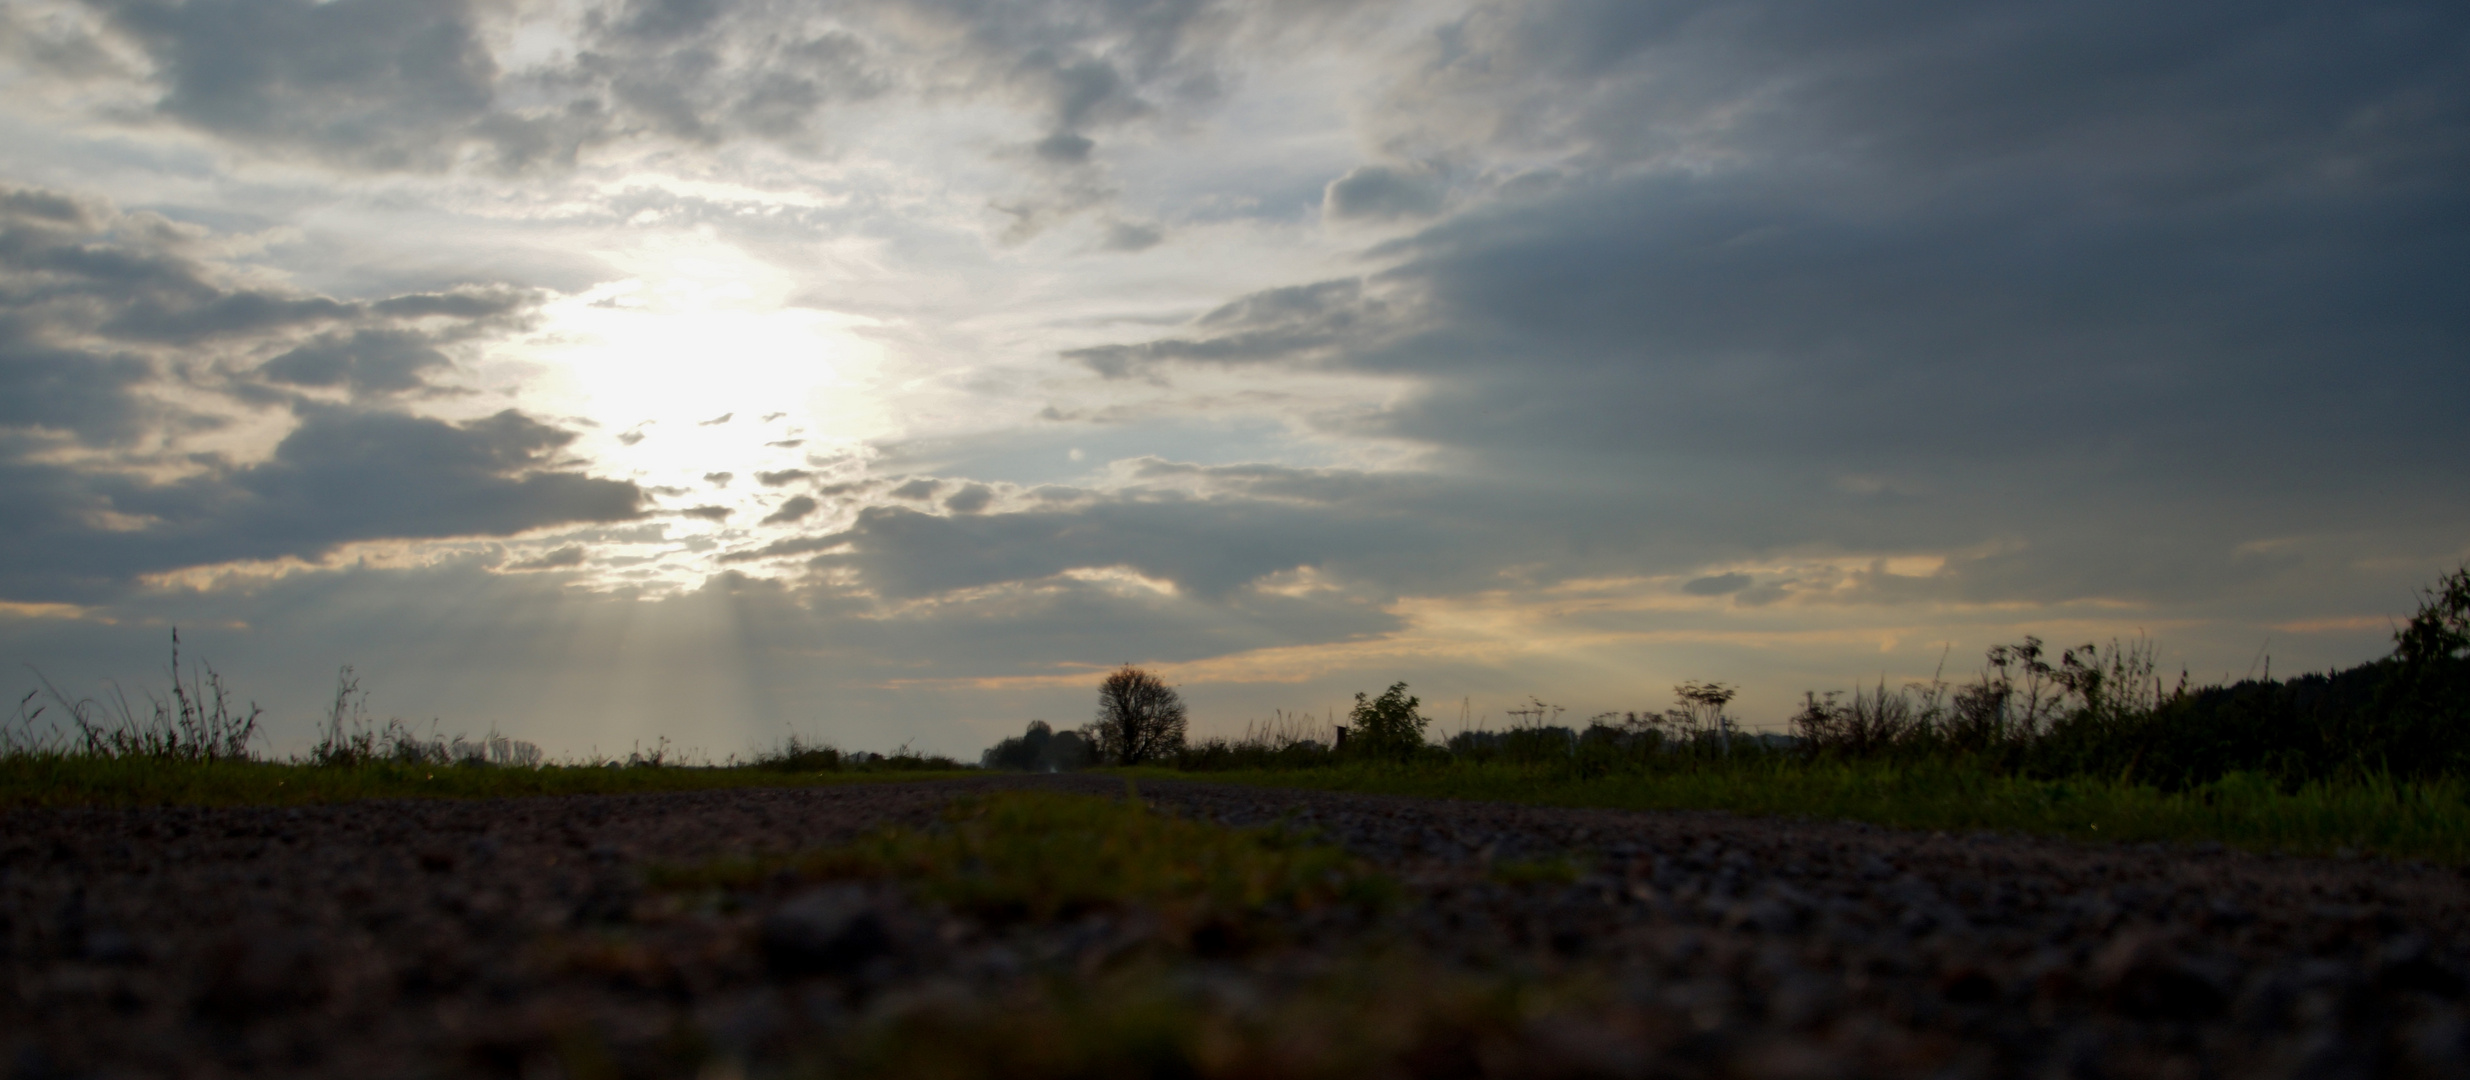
[5,774,2466,1078]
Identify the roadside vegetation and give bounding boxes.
[12,566,2468,863]
[977,566,2470,863]
[1,640,965,808]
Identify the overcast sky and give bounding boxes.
[2,0,2463,759]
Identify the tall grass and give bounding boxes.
[2,631,970,807]
[10,629,260,761]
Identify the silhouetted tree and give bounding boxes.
[1347,682,1429,760]
[1092,666,1186,765]
[981,720,1093,771]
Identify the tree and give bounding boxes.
[1347,682,1429,760]
[981,720,1093,772]
[2395,563,2470,671]
[1092,666,1187,765]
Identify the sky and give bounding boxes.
[1,0,2464,760]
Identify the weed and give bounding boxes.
[10,630,259,762]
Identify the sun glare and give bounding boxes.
[509,237,896,527]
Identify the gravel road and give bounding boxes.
[5,774,2468,1079]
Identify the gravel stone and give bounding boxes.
[5,774,2469,1078]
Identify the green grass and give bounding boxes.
[652,790,1391,930]
[1120,759,2470,865]
[0,752,976,809]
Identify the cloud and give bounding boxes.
[1682,573,1749,597]
[510,544,588,571]
[761,495,817,524]
[679,505,733,520]
[0,406,644,601]
[1046,0,2470,608]
[941,483,994,514]
[1065,278,1392,378]
[754,468,810,486]
[55,0,1324,180]
[1100,219,1164,252]
[1034,132,1096,164]
[256,329,456,397]
[1322,163,1443,221]
[0,185,642,602]
[0,186,532,436]
[92,0,499,171]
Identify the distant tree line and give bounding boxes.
[983,564,2470,788]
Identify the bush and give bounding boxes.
[1346,682,1429,760]
[752,733,845,772]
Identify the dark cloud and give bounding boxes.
[1053,0,2470,607]
[1100,220,1164,251]
[0,407,644,601]
[698,412,734,426]
[1034,132,1096,164]
[62,0,1319,176]
[509,545,588,571]
[768,465,1504,602]
[942,483,994,514]
[761,495,818,524]
[754,468,810,486]
[257,329,454,396]
[93,0,498,170]
[703,471,734,486]
[1682,573,1749,597]
[887,478,941,500]
[1322,164,1443,221]
[679,505,733,520]
[0,187,531,442]
[1065,278,1386,378]
[0,186,641,603]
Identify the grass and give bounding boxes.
[2,637,973,808]
[651,790,1391,930]
[1120,759,2470,865]
[0,753,976,809]
[622,791,1577,1080]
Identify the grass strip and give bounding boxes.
[652,790,1391,927]
[1119,760,2470,865]
[0,753,974,809]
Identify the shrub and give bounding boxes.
[753,733,845,772]
[1346,682,1429,760]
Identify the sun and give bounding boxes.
[502,233,895,523]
